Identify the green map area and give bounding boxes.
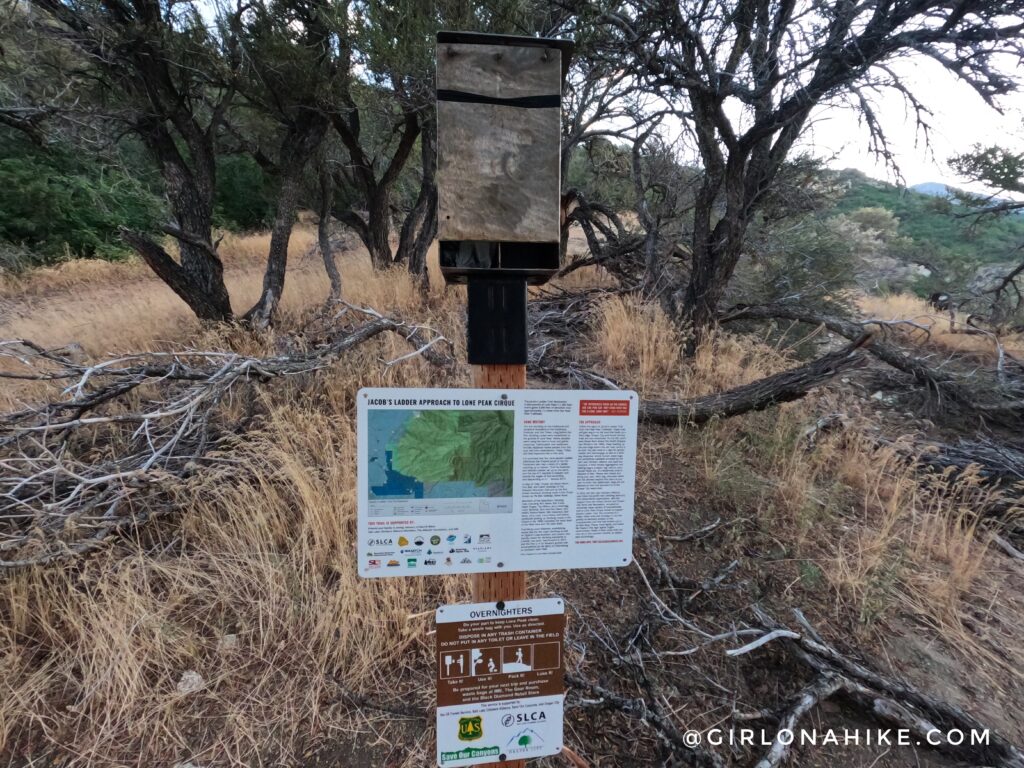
[387,410,514,497]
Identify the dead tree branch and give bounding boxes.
[641,335,870,425]
[0,312,453,571]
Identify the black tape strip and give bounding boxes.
[436,89,560,109]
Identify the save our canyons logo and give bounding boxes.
[457,716,483,742]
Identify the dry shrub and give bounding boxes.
[591,295,793,398]
[684,331,792,399]
[0,237,472,765]
[806,432,1024,673]
[858,292,1024,360]
[592,295,683,394]
[548,264,618,293]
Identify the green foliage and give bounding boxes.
[215,156,275,231]
[567,140,637,210]
[832,169,1024,286]
[0,132,162,269]
[744,213,863,310]
[392,410,514,493]
[950,144,1024,194]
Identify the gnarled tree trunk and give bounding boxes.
[318,165,342,302]
[131,119,233,321]
[396,116,437,289]
[246,112,329,326]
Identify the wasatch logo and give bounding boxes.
[457,716,483,742]
[507,727,544,750]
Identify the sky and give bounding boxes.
[799,56,1024,192]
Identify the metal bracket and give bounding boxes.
[466,278,528,365]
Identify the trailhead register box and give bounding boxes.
[356,388,638,577]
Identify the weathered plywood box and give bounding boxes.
[436,32,572,285]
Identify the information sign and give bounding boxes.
[356,388,638,577]
[435,598,565,766]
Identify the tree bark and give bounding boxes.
[330,104,420,271]
[396,116,437,288]
[721,303,971,400]
[245,112,328,326]
[365,188,394,270]
[135,119,233,321]
[318,166,342,302]
[120,230,229,320]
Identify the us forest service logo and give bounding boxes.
[458,716,483,741]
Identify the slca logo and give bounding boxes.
[367,538,392,547]
[457,716,483,742]
[501,711,547,727]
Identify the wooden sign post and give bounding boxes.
[436,31,573,768]
[471,363,527,609]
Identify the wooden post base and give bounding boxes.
[472,363,527,767]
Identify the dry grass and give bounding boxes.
[780,429,1024,679]
[0,228,455,356]
[0,396,465,764]
[0,232,471,765]
[2,264,1022,764]
[858,292,1024,361]
[591,294,792,397]
[578,285,1024,686]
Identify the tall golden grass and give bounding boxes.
[859,292,1024,360]
[589,293,1024,681]
[0,232,467,765]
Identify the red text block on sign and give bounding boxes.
[579,399,631,416]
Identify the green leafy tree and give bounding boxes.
[0,131,161,269]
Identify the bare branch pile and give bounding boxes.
[0,307,453,569]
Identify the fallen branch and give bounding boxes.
[722,303,976,402]
[752,675,844,768]
[0,311,453,571]
[749,606,1024,768]
[567,673,725,768]
[641,334,870,425]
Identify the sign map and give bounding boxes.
[356,388,639,578]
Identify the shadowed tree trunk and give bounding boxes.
[396,116,437,288]
[245,111,329,326]
[330,94,421,270]
[318,165,342,302]
[600,0,1024,351]
[26,0,238,321]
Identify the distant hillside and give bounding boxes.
[831,169,1024,288]
[910,181,955,198]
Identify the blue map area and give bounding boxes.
[371,449,425,498]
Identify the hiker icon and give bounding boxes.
[501,644,532,673]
